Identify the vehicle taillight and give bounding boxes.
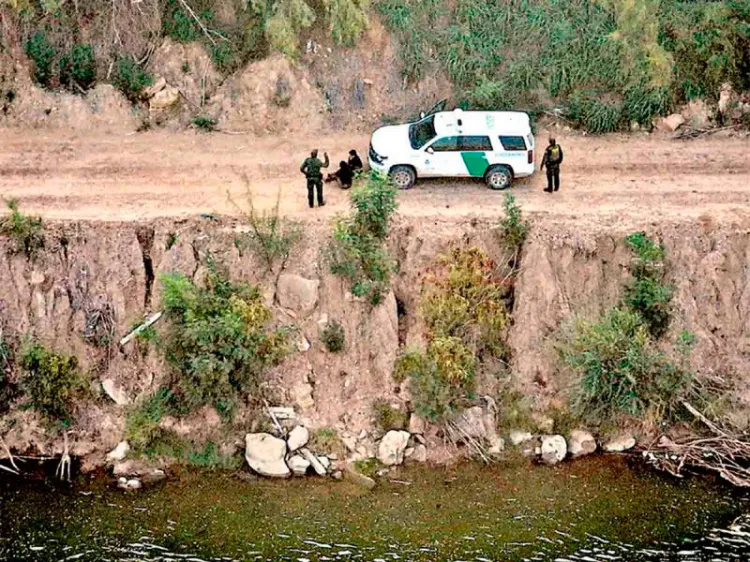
[528,150,533,164]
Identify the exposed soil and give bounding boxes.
[1,128,748,229]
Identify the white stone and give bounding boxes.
[118,477,142,490]
[244,433,290,478]
[277,274,319,317]
[662,113,685,132]
[101,379,130,406]
[106,441,130,462]
[297,336,311,352]
[268,407,296,420]
[287,455,310,476]
[149,86,180,110]
[318,455,331,470]
[143,76,166,98]
[287,426,309,452]
[569,430,597,458]
[408,414,427,435]
[411,443,427,463]
[488,435,505,455]
[541,435,567,465]
[300,447,327,475]
[603,435,636,453]
[377,430,410,466]
[509,431,534,446]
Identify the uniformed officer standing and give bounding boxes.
[540,137,564,193]
[300,149,330,208]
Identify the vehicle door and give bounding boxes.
[456,135,494,178]
[423,136,462,177]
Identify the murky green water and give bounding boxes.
[1,456,749,561]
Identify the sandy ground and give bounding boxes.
[1,127,749,227]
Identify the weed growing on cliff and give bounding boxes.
[372,398,409,431]
[24,31,56,88]
[498,193,529,255]
[321,320,345,353]
[192,115,217,131]
[160,263,292,418]
[113,58,154,103]
[309,428,346,457]
[138,430,242,470]
[231,187,302,273]
[1,199,44,260]
[126,388,173,450]
[327,171,397,306]
[59,44,96,92]
[623,232,674,338]
[19,342,86,426]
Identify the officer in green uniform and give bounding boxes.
[300,149,330,208]
[541,137,564,193]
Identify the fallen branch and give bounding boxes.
[120,311,163,346]
[175,0,226,46]
[445,420,491,464]
[0,435,20,474]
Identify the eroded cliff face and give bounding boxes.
[1,216,749,465]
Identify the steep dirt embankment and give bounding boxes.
[2,215,750,466]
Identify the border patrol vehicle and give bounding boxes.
[368,101,535,190]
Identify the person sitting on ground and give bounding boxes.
[348,149,363,172]
[325,160,354,190]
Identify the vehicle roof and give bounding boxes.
[432,109,531,137]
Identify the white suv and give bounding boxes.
[368,103,535,190]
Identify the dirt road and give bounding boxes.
[1,127,749,228]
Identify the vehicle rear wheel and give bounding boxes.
[485,165,513,190]
[389,166,416,190]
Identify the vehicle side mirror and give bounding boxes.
[420,111,426,119]
[426,147,434,154]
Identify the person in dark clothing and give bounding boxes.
[325,160,354,189]
[300,149,329,208]
[348,149,363,172]
[540,137,564,193]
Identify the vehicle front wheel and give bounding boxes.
[389,165,416,190]
[485,165,513,190]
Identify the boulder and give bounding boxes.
[300,447,327,475]
[660,113,685,132]
[101,379,130,406]
[569,430,597,458]
[149,86,180,111]
[318,455,331,471]
[244,433,290,478]
[411,443,427,463]
[143,76,167,99]
[509,431,534,446]
[277,274,319,317]
[540,435,567,465]
[488,435,505,455]
[287,455,310,476]
[408,414,427,435]
[603,434,636,453]
[344,468,376,490]
[377,430,410,466]
[118,477,142,490]
[287,426,309,452]
[106,441,130,462]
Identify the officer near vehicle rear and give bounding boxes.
[300,149,329,208]
[541,137,563,193]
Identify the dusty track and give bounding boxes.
[1,127,749,227]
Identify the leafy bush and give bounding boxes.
[19,342,86,425]
[113,58,154,103]
[25,31,56,87]
[0,199,44,260]
[327,172,398,306]
[308,427,346,456]
[59,44,96,91]
[624,232,674,338]
[353,457,379,476]
[624,86,670,125]
[498,193,529,254]
[139,431,242,469]
[163,0,212,42]
[560,307,693,424]
[191,115,217,131]
[321,320,345,353]
[160,264,291,418]
[567,95,623,134]
[325,0,370,46]
[232,189,302,272]
[126,388,173,450]
[372,398,408,431]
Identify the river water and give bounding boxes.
[1,456,749,562]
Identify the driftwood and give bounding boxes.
[645,401,750,487]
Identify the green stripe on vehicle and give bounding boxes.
[461,152,489,177]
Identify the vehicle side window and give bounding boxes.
[429,136,460,152]
[499,136,527,151]
[459,136,493,151]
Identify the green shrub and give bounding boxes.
[0,199,44,260]
[19,342,86,425]
[372,398,408,431]
[560,307,693,425]
[113,58,154,103]
[624,86,670,125]
[326,0,370,46]
[309,427,346,457]
[160,264,291,418]
[498,193,529,254]
[59,44,96,91]
[353,457,379,477]
[139,431,242,469]
[166,231,179,251]
[126,388,173,450]
[567,95,623,134]
[321,320,345,353]
[191,115,217,131]
[163,0,211,42]
[327,172,398,306]
[25,31,56,87]
[623,232,674,338]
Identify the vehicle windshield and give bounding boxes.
[408,115,437,150]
